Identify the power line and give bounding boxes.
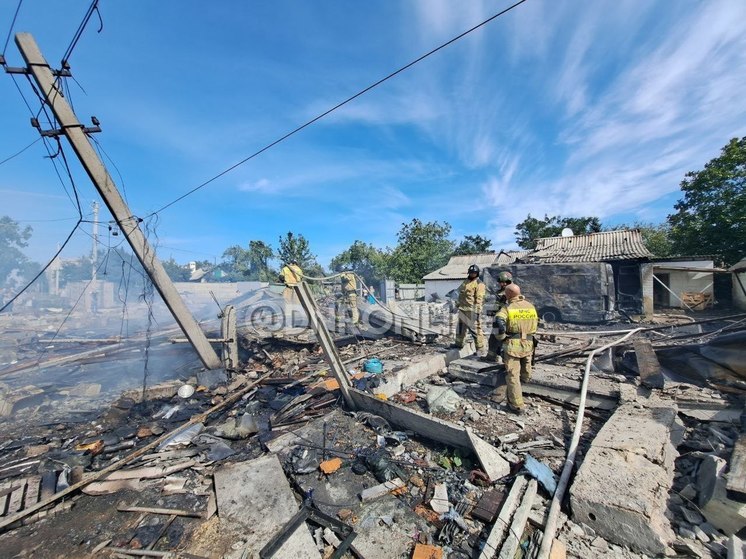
[146,0,530,218]
[0,136,40,167]
[1,0,23,57]
[60,0,102,67]
[0,219,82,314]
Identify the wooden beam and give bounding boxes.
[727,434,746,499]
[498,479,537,559]
[478,476,528,559]
[633,339,665,389]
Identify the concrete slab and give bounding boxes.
[569,399,679,556]
[448,360,619,409]
[467,428,511,481]
[213,454,319,559]
[372,345,474,398]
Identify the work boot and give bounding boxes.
[449,343,464,350]
[508,404,525,416]
[480,352,498,363]
[490,386,507,404]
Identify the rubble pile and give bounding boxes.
[0,308,745,558]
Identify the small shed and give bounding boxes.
[423,253,498,301]
[642,258,717,312]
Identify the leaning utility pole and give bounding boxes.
[13,33,222,370]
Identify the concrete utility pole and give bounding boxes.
[14,33,222,369]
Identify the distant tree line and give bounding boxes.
[2,136,743,293]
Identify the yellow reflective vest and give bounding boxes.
[496,296,538,358]
[341,272,357,294]
[281,264,303,286]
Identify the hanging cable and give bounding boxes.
[145,0,530,218]
[0,219,82,314]
[0,137,41,167]
[1,0,23,57]
[60,0,102,67]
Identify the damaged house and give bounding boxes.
[427,230,725,322]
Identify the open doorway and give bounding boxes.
[654,273,670,307]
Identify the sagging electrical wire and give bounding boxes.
[0,136,41,167]
[60,0,102,68]
[304,270,422,324]
[0,219,82,314]
[91,136,129,205]
[31,253,111,366]
[36,0,103,121]
[1,0,23,57]
[144,0,530,219]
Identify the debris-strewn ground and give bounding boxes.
[1,303,745,559]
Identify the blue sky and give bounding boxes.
[1,0,745,269]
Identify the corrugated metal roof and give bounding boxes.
[495,250,529,264]
[521,230,652,263]
[423,253,498,281]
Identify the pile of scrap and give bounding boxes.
[2,307,745,558]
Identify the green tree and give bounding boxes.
[277,232,315,268]
[162,257,190,282]
[609,222,673,258]
[222,241,275,281]
[386,219,454,283]
[0,216,33,288]
[453,234,493,255]
[514,214,602,249]
[668,137,746,266]
[330,240,388,287]
[277,232,324,277]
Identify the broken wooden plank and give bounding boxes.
[103,548,175,558]
[498,478,537,559]
[471,489,503,523]
[22,476,40,511]
[633,339,665,389]
[104,460,195,481]
[6,481,26,515]
[82,479,142,496]
[478,476,528,559]
[117,505,203,518]
[360,478,406,502]
[727,434,746,499]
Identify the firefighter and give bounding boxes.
[453,264,485,353]
[339,270,359,330]
[494,283,538,414]
[279,260,303,327]
[483,271,514,362]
